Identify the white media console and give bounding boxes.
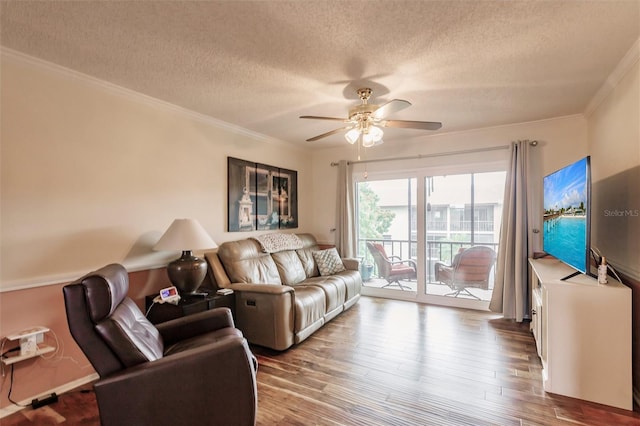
[529,258,632,410]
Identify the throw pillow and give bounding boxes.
[312,248,346,276]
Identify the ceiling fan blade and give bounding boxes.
[371,99,411,119]
[382,120,442,131]
[300,115,349,122]
[306,127,352,142]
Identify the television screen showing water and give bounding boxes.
[543,157,589,273]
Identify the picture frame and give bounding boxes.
[227,157,298,232]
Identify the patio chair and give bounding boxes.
[434,246,496,300]
[366,242,417,290]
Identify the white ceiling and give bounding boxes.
[1,1,639,148]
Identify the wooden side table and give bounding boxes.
[145,288,235,324]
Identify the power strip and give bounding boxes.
[31,393,58,409]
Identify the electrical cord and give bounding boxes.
[1,344,42,407]
[145,301,157,317]
[1,326,80,408]
[1,345,19,378]
[7,363,29,407]
[1,347,20,359]
[2,347,29,407]
[591,247,624,283]
[607,263,624,284]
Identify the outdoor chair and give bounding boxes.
[366,242,417,290]
[434,246,496,300]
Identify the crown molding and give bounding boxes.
[585,37,640,117]
[0,47,302,151]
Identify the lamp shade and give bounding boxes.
[153,219,217,252]
[153,219,217,294]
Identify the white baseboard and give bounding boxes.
[0,373,99,419]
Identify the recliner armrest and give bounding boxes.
[229,283,295,351]
[94,336,257,426]
[155,308,234,346]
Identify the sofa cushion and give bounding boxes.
[300,276,346,314]
[333,270,363,303]
[271,251,307,285]
[313,248,346,276]
[296,234,321,278]
[217,239,282,284]
[292,286,326,334]
[296,248,320,278]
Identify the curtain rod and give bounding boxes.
[330,140,538,166]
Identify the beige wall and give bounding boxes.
[0,51,313,411]
[1,50,313,290]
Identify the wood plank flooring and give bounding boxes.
[3,296,640,425]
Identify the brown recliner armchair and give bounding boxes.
[63,263,257,426]
[434,246,496,300]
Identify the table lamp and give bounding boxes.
[153,218,217,294]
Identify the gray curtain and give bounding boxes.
[335,160,356,258]
[489,140,534,321]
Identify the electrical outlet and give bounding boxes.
[20,337,38,356]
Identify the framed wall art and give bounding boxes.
[227,157,298,232]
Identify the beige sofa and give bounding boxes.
[205,233,361,350]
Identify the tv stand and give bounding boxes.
[529,258,632,410]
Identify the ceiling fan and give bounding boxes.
[300,88,442,147]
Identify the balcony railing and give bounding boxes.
[450,220,495,232]
[359,238,499,283]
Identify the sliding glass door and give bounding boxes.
[356,168,505,310]
[357,178,417,292]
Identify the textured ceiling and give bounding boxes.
[1,1,639,148]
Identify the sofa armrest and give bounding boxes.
[94,336,257,426]
[230,283,295,351]
[155,308,234,347]
[342,257,360,271]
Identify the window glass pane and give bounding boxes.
[425,171,505,302]
[357,178,415,291]
[473,171,506,246]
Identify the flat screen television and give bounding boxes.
[543,156,593,280]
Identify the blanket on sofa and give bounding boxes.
[252,233,304,253]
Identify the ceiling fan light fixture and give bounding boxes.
[369,125,384,142]
[362,132,375,147]
[301,87,442,144]
[345,128,360,144]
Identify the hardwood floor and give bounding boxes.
[3,296,640,425]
